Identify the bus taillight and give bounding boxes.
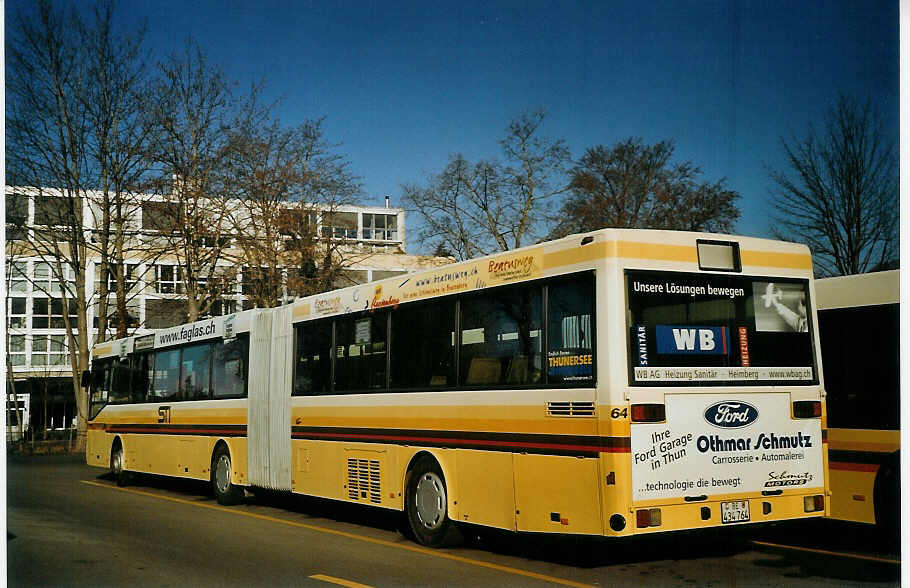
[631,404,666,423]
[793,401,821,418]
[636,508,662,528]
[804,495,825,512]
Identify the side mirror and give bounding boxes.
[80,370,92,388]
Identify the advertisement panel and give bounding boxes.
[154,318,223,348]
[295,250,545,320]
[626,270,817,386]
[631,393,823,502]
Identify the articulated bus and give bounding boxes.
[815,270,899,535]
[86,229,828,546]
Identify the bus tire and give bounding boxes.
[111,440,130,487]
[873,454,900,543]
[404,455,462,547]
[211,445,243,506]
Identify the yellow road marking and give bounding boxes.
[751,540,900,565]
[81,480,595,588]
[310,574,373,588]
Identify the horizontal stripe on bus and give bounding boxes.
[829,462,880,473]
[104,424,248,437]
[98,423,630,458]
[291,426,630,458]
[827,449,892,466]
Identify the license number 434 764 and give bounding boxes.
[721,500,750,524]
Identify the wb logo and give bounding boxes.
[656,326,728,355]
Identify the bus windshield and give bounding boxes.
[627,270,816,386]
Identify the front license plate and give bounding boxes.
[721,500,750,524]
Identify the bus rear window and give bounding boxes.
[626,270,816,386]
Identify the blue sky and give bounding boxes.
[7,0,899,251]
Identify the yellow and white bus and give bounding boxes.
[86,229,828,546]
[815,269,899,534]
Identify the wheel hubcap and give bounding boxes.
[415,472,446,529]
[215,455,231,493]
[112,450,123,475]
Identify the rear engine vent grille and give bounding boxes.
[547,401,595,417]
[347,458,381,504]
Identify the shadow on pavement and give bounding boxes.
[92,468,900,581]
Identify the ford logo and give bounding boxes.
[704,401,758,428]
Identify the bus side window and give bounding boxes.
[547,273,596,385]
[213,335,249,399]
[110,357,132,404]
[459,284,543,387]
[150,349,180,402]
[389,299,455,391]
[335,312,388,392]
[293,321,332,396]
[181,342,213,400]
[131,353,151,403]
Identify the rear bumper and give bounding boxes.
[623,492,827,536]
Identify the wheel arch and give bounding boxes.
[873,449,900,519]
[110,435,124,464]
[402,449,456,512]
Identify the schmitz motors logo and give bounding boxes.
[764,471,813,488]
[704,401,759,428]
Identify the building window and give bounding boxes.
[93,298,141,329]
[31,334,68,366]
[241,266,282,297]
[145,299,187,329]
[33,262,75,295]
[96,263,140,294]
[209,299,237,317]
[6,194,28,241]
[8,297,27,329]
[8,335,26,366]
[322,212,357,239]
[7,262,28,293]
[33,195,69,226]
[32,298,77,329]
[277,209,318,237]
[363,213,398,241]
[156,265,183,294]
[141,201,182,232]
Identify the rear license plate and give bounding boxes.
[721,500,750,524]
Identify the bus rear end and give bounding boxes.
[618,233,826,534]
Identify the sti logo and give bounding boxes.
[656,325,728,355]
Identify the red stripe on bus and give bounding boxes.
[109,426,245,436]
[829,461,879,473]
[292,430,631,453]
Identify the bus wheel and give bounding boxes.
[110,442,130,487]
[874,455,900,544]
[211,446,243,506]
[405,456,462,547]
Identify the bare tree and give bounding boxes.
[80,1,158,340]
[768,95,898,276]
[145,42,249,321]
[403,110,569,260]
[7,1,96,450]
[548,138,740,239]
[7,0,153,448]
[222,113,363,307]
